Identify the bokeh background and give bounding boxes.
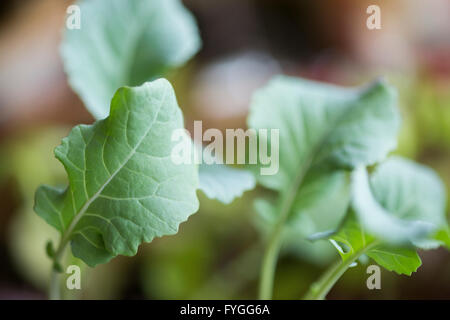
[0,0,449,299]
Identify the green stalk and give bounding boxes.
[259,223,284,299]
[303,242,377,300]
[49,268,61,300]
[258,158,312,299]
[48,233,71,300]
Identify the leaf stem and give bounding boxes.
[303,241,377,300]
[258,158,312,299]
[49,267,62,300]
[48,233,71,300]
[259,223,284,299]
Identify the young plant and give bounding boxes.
[34,0,449,301]
[35,80,200,299]
[247,75,402,299]
[247,75,449,299]
[305,157,449,299]
[62,0,254,202]
[35,0,254,299]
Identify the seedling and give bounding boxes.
[247,76,450,299]
[33,0,449,300]
[36,0,253,299]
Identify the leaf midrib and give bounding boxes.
[59,85,168,249]
[282,88,365,220]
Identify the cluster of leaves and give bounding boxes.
[247,76,449,297]
[33,0,449,299]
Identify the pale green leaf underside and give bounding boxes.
[254,169,350,250]
[254,198,337,266]
[34,79,199,266]
[198,164,255,204]
[248,75,401,191]
[61,0,201,119]
[290,169,350,237]
[352,156,447,246]
[248,75,400,238]
[260,169,351,244]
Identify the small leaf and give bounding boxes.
[52,261,64,273]
[61,0,201,119]
[198,163,255,204]
[34,79,199,267]
[352,157,447,245]
[331,213,422,275]
[331,213,374,261]
[290,169,350,237]
[46,240,55,259]
[331,157,447,275]
[366,246,421,276]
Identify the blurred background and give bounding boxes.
[0,0,449,299]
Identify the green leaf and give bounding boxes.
[254,198,337,266]
[46,240,55,259]
[61,0,201,119]
[352,156,448,246]
[371,157,447,227]
[331,214,422,275]
[256,169,351,260]
[330,156,447,275]
[290,169,350,236]
[248,76,400,191]
[435,227,450,250]
[366,246,421,276]
[331,213,374,261]
[198,163,255,204]
[34,79,199,267]
[53,261,64,273]
[248,76,400,236]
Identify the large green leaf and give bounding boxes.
[352,156,447,246]
[34,79,199,267]
[289,169,350,236]
[248,76,400,191]
[248,76,400,236]
[61,0,201,119]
